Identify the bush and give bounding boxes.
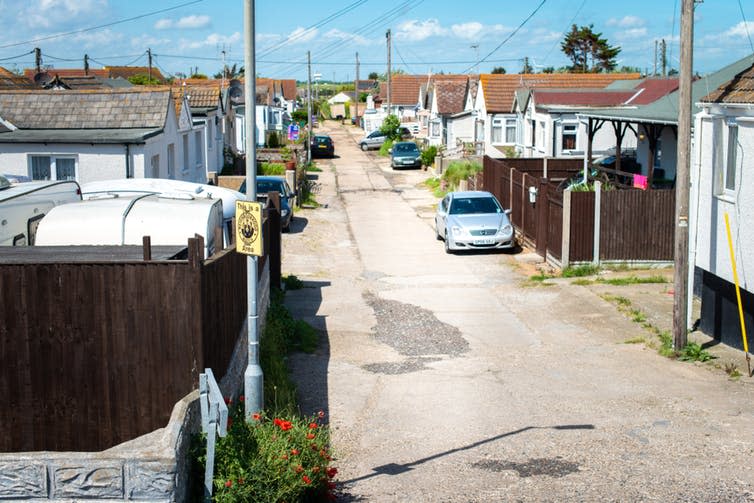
[267,131,281,148]
[420,145,438,167]
[260,162,285,175]
[379,114,401,141]
[378,138,394,157]
[441,160,482,190]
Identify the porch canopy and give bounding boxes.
[577,54,754,187]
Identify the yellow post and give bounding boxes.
[724,212,751,376]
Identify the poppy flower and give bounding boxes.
[295,465,304,473]
[291,448,300,455]
[306,433,315,439]
[224,480,233,488]
[302,475,311,484]
[308,423,318,430]
[273,418,283,427]
[280,421,293,431]
[224,397,232,405]
[327,467,338,479]
[252,413,261,421]
[239,395,245,403]
[281,454,288,460]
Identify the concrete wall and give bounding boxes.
[0,262,271,502]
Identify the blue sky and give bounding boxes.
[0,0,752,81]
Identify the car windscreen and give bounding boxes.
[257,181,285,194]
[449,196,502,215]
[314,136,330,144]
[394,143,418,153]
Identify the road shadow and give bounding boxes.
[286,216,308,234]
[284,280,332,421]
[339,424,595,487]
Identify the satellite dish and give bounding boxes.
[228,79,243,102]
[33,72,53,86]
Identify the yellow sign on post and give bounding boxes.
[235,200,263,256]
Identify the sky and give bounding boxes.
[0,0,753,82]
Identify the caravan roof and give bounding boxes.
[35,193,223,256]
[80,178,244,220]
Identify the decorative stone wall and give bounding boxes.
[0,262,270,501]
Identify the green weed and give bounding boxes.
[599,275,668,286]
[562,264,601,277]
[623,336,647,344]
[571,279,594,286]
[678,342,713,362]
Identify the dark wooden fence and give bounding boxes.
[0,213,280,453]
[483,156,675,265]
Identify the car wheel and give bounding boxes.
[361,143,368,151]
[444,236,453,254]
[435,224,442,241]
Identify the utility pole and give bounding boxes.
[386,29,392,115]
[673,0,694,351]
[243,0,263,419]
[221,48,227,89]
[84,54,89,76]
[661,39,667,77]
[307,51,312,163]
[147,48,153,82]
[355,52,360,128]
[34,47,41,74]
[471,43,479,74]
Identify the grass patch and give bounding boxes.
[305,161,322,172]
[530,273,555,282]
[598,275,668,286]
[601,294,631,307]
[678,342,713,362]
[724,362,742,379]
[562,264,601,278]
[629,309,646,323]
[571,278,594,286]
[260,162,286,175]
[623,336,647,344]
[378,138,394,157]
[657,330,676,357]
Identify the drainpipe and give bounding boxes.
[125,144,132,178]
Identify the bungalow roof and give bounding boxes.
[381,74,470,106]
[0,67,35,90]
[479,72,642,113]
[701,58,754,104]
[434,80,469,115]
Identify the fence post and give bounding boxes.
[536,178,549,257]
[142,236,151,261]
[593,181,601,265]
[562,188,571,269]
[543,156,548,179]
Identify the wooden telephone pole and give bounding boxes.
[354,52,360,127]
[672,0,695,350]
[386,29,392,114]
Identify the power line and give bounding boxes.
[541,0,587,65]
[0,50,34,62]
[0,0,204,50]
[393,42,415,74]
[462,0,548,73]
[737,0,754,54]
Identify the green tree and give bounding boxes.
[379,114,401,141]
[127,74,162,86]
[541,66,555,74]
[561,24,620,73]
[491,66,506,74]
[368,71,379,80]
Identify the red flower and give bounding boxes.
[290,449,300,455]
[302,475,311,484]
[318,410,325,419]
[308,423,318,430]
[237,478,245,485]
[252,413,261,421]
[224,480,233,488]
[281,454,288,460]
[280,420,293,431]
[306,433,315,439]
[273,418,283,427]
[327,481,337,490]
[295,465,304,473]
[239,395,245,403]
[224,397,232,405]
[327,467,338,479]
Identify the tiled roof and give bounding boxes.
[23,68,109,80]
[280,79,297,100]
[434,79,469,114]
[0,89,170,129]
[531,89,635,107]
[381,74,471,106]
[186,86,220,109]
[0,67,35,89]
[626,78,679,105]
[357,79,378,91]
[479,73,642,113]
[701,62,754,103]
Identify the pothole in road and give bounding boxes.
[362,357,441,375]
[363,292,469,364]
[472,457,580,478]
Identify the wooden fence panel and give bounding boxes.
[569,191,596,262]
[600,189,675,261]
[510,170,524,229]
[547,189,564,261]
[520,173,538,242]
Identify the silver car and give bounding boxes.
[435,191,515,254]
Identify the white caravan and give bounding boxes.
[35,193,223,258]
[80,178,244,246]
[0,175,81,246]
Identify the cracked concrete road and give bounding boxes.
[282,122,754,502]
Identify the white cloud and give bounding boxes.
[618,27,648,39]
[607,15,645,28]
[155,15,211,30]
[176,15,211,29]
[395,19,447,41]
[451,22,484,40]
[131,33,170,49]
[180,32,241,50]
[724,21,754,38]
[155,19,173,30]
[70,27,123,47]
[323,28,368,45]
[24,0,108,28]
[286,26,318,44]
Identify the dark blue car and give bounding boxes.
[239,176,296,231]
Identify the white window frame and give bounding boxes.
[430,120,441,138]
[491,118,503,144]
[505,118,517,144]
[28,155,78,181]
[182,134,190,175]
[713,118,739,198]
[195,131,203,168]
[150,154,160,178]
[561,123,577,152]
[167,143,175,179]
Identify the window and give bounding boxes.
[713,118,739,195]
[430,120,441,137]
[195,131,203,166]
[150,154,160,178]
[167,144,175,179]
[725,122,738,191]
[492,118,503,144]
[29,155,76,181]
[182,134,189,174]
[505,118,516,144]
[538,121,546,150]
[561,124,577,151]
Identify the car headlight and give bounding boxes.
[498,224,513,236]
[281,209,289,217]
[451,225,467,238]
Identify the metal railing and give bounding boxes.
[199,369,229,502]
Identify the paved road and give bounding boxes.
[282,122,754,502]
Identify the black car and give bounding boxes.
[239,176,296,231]
[310,135,334,158]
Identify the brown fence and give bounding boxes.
[483,156,675,266]
[0,215,279,453]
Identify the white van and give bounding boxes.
[0,175,82,246]
[35,193,223,258]
[80,178,244,246]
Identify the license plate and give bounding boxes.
[473,239,495,245]
[318,145,327,148]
